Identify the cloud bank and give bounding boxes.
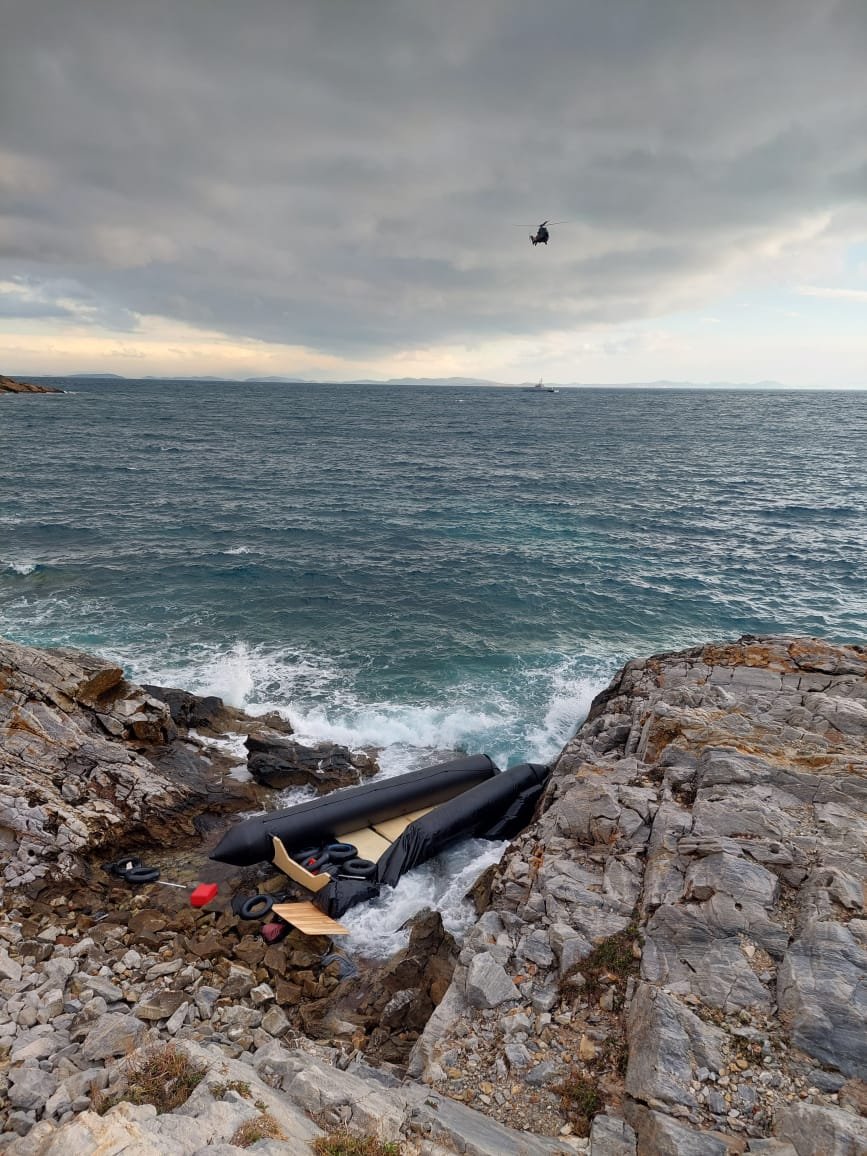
[1,0,866,381]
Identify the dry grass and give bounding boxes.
[211,1078,252,1099]
[312,1131,402,1156]
[231,1111,284,1147]
[94,1043,207,1115]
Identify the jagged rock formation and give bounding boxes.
[412,636,867,1153]
[0,376,62,394]
[0,639,260,892]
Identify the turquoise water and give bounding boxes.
[2,380,865,769]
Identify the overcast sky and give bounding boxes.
[2,0,866,385]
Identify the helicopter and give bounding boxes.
[518,220,570,246]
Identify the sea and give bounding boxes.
[2,379,865,952]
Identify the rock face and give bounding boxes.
[0,637,258,892]
[0,375,62,394]
[244,733,380,792]
[412,635,867,1153]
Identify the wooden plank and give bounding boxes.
[271,835,332,892]
[371,805,434,842]
[336,826,392,863]
[272,901,349,936]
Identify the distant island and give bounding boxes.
[0,374,63,395]
[15,373,803,390]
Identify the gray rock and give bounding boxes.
[261,1005,291,1037]
[775,1101,867,1155]
[465,951,519,1009]
[777,920,867,1077]
[808,1068,847,1092]
[81,974,125,1002]
[626,1103,736,1155]
[525,1061,561,1086]
[589,1114,637,1156]
[135,988,187,1022]
[8,1066,60,1112]
[549,922,592,975]
[80,1011,146,1061]
[0,948,23,982]
[625,984,725,1108]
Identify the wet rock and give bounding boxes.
[244,733,379,792]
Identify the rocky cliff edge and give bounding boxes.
[1,634,866,1155]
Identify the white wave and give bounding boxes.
[188,728,249,770]
[179,641,256,708]
[223,545,252,555]
[108,638,613,777]
[523,662,607,761]
[2,560,37,576]
[341,838,508,959]
[287,702,503,766]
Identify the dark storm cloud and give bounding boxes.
[1,0,865,354]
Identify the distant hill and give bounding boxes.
[28,373,798,390]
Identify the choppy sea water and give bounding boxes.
[3,380,865,949]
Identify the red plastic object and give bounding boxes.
[261,921,289,944]
[190,883,219,908]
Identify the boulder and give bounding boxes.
[244,733,379,792]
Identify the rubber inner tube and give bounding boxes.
[104,856,143,877]
[292,847,322,864]
[341,858,376,879]
[123,865,161,885]
[239,894,274,920]
[324,843,356,863]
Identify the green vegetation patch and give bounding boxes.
[553,1071,603,1137]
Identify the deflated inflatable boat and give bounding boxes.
[211,754,550,917]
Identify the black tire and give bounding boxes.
[341,858,376,879]
[105,856,143,877]
[239,894,274,920]
[324,843,356,863]
[292,847,322,865]
[123,865,160,885]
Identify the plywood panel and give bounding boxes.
[271,835,332,892]
[371,805,434,842]
[272,901,349,936]
[336,826,392,863]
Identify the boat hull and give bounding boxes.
[210,753,499,867]
[211,754,552,919]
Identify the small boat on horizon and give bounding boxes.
[526,377,559,393]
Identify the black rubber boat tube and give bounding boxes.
[210,753,499,867]
[376,761,550,888]
[314,761,551,918]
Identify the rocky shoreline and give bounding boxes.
[0,376,62,395]
[1,634,865,1154]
